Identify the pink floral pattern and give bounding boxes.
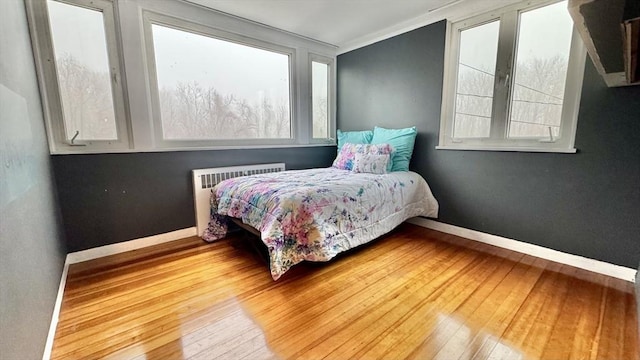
[203,190,228,240]
[332,143,394,171]
[203,168,439,280]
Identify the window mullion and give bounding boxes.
[489,11,518,141]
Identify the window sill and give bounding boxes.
[50,142,337,155]
[435,145,577,154]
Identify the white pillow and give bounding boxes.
[352,153,390,174]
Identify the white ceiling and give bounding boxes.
[185,0,521,54]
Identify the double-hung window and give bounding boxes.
[28,0,130,152]
[143,12,294,147]
[439,0,586,153]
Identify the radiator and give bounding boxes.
[192,163,286,237]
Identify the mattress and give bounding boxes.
[203,167,439,279]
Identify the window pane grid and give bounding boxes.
[440,0,583,152]
[30,0,337,153]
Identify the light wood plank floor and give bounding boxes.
[52,223,638,359]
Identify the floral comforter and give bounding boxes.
[203,167,439,280]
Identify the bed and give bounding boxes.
[203,167,438,280]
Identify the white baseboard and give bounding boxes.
[42,259,69,360]
[66,227,197,264]
[42,227,198,359]
[407,217,636,283]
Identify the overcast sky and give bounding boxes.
[47,0,290,107]
[459,0,573,74]
[48,0,111,73]
[48,0,571,104]
[152,24,290,106]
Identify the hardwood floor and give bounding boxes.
[51,224,638,359]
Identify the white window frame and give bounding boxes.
[27,0,337,154]
[309,54,336,144]
[438,0,587,153]
[142,11,298,148]
[25,0,131,152]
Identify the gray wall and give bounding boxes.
[53,146,336,252]
[337,20,640,268]
[0,0,67,359]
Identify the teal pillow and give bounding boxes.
[370,126,417,172]
[337,129,373,152]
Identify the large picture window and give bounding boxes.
[144,14,295,146]
[27,0,336,153]
[439,0,586,153]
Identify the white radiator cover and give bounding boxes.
[192,163,285,237]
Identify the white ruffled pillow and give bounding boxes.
[352,153,390,174]
[332,143,394,171]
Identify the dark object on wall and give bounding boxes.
[569,0,640,86]
[622,0,639,83]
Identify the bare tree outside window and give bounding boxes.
[509,1,573,138]
[151,24,291,140]
[453,2,574,140]
[454,20,499,138]
[48,0,118,141]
